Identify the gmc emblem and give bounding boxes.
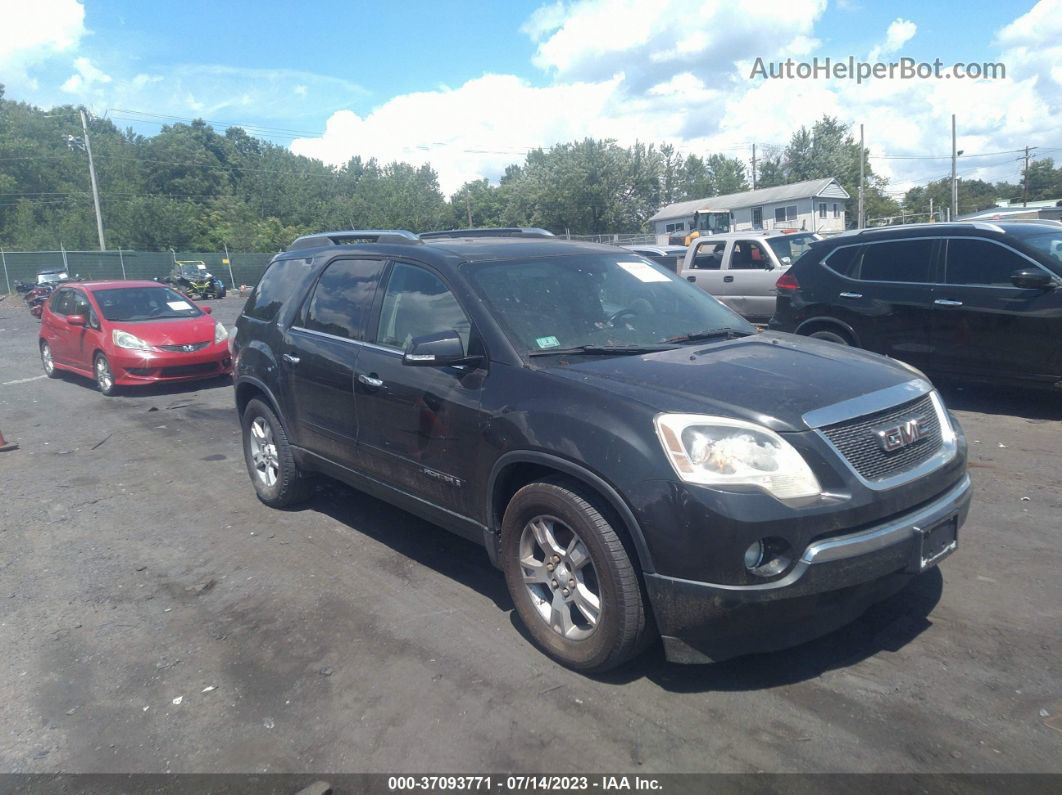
[873,416,927,452]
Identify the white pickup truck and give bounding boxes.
[679,231,819,322]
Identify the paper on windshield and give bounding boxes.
[167,300,193,311]
[617,261,670,283]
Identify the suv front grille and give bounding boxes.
[820,394,943,482]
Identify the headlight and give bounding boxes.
[214,320,227,344]
[112,329,151,351]
[654,414,821,500]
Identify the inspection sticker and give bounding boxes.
[536,335,560,349]
[618,261,670,283]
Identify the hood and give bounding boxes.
[541,333,920,432]
[110,314,218,347]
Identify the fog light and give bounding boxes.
[744,541,765,570]
[744,537,793,578]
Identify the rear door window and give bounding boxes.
[301,258,385,340]
[858,239,935,283]
[945,238,1035,286]
[692,242,724,270]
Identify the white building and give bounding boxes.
[648,178,851,241]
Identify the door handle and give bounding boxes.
[281,353,300,366]
[723,275,734,283]
[934,299,963,307]
[358,373,384,388]
[839,292,863,299]
[686,276,696,282]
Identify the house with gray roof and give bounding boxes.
[648,177,851,240]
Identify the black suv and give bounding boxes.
[769,221,1062,388]
[232,229,970,671]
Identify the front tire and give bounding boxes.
[94,353,117,396]
[501,478,651,672]
[242,398,312,508]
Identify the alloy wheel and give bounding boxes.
[518,515,601,640]
[248,416,280,487]
[95,356,113,393]
[41,343,54,375]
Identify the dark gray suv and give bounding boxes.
[231,229,970,671]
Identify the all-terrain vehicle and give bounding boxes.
[164,260,226,299]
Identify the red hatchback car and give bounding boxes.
[39,280,232,395]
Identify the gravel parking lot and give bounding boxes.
[0,294,1059,774]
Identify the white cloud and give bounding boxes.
[868,18,917,61]
[527,0,827,92]
[289,0,1062,198]
[60,56,112,94]
[0,0,86,90]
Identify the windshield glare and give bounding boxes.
[465,254,753,353]
[767,234,817,264]
[93,286,204,322]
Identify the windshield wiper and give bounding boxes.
[528,344,676,357]
[664,327,752,344]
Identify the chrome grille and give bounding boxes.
[159,341,210,352]
[820,394,943,482]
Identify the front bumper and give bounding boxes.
[110,344,232,385]
[645,474,971,663]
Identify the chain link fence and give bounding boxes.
[0,249,275,294]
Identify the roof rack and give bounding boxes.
[288,229,421,251]
[419,227,556,240]
[856,221,1007,236]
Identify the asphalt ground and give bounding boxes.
[0,293,1059,774]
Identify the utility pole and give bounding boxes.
[950,114,958,221]
[464,189,473,227]
[79,109,106,251]
[929,197,934,223]
[751,143,757,190]
[857,124,865,229]
[1021,145,1037,207]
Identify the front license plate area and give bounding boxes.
[911,517,958,572]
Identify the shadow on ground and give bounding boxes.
[298,478,944,694]
[937,381,1062,421]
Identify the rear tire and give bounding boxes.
[40,341,59,378]
[807,328,852,346]
[501,477,651,672]
[242,398,312,508]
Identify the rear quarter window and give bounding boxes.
[820,244,862,277]
[244,257,312,322]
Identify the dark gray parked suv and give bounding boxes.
[231,229,970,671]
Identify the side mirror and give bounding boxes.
[780,256,792,266]
[66,314,86,327]
[403,330,480,367]
[201,305,213,314]
[1011,268,1055,290]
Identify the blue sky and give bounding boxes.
[3,0,1060,194]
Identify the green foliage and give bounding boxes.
[10,89,1043,246]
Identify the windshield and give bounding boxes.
[38,271,67,284]
[1020,232,1062,272]
[767,233,818,265]
[93,286,204,322]
[179,265,210,278]
[464,253,753,354]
